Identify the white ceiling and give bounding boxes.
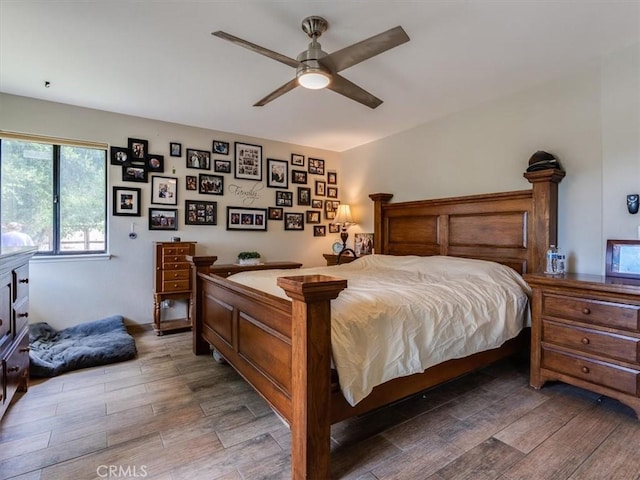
[1,1,639,152]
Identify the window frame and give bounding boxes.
[0,131,108,256]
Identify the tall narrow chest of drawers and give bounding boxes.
[153,241,196,335]
[525,273,640,417]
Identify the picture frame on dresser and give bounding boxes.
[605,239,640,279]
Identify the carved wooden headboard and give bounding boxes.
[370,169,565,274]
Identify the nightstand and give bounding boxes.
[323,253,356,266]
[525,272,640,417]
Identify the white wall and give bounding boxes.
[342,43,640,277]
[0,94,340,328]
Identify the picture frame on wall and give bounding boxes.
[170,142,182,157]
[292,170,307,184]
[315,180,326,196]
[147,154,164,173]
[151,175,178,205]
[268,207,283,220]
[128,138,148,160]
[305,210,321,224]
[308,157,325,175]
[329,223,340,233]
[186,148,211,170]
[185,200,217,226]
[297,187,311,206]
[327,186,338,198]
[327,171,337,185]
[213,140,230,155]
[149,208,177,230]
[226,206,267,231]
[122,164,147,183]
[113,186,141,216]
[199,174,224,195]
[311,199,323,209]
[110,146,131,166]
[234,142,262,181]
[275,190,293,207]
[267,158,288,188]
[186,175,197,191]
[291,153,305,166]
[284,212,304,231]
[214,159,231,173]
[314,225,326,237]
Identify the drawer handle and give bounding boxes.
[173,273,179,278]
[582,307,591,315]
[7,366,19,373]
[19,278,29,284]
[581,366,590,374]
[581,337,590,345]
[173,283,178,288]
[18,312,29,318]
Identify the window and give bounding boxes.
[1,135,107,254]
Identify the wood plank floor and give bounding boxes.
[1,328,639,479]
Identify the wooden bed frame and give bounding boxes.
[189,168,564,479]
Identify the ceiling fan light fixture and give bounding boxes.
[297,69,331,89]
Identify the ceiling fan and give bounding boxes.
[212,16,410,109]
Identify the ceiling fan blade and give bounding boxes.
[321,26,410,73]
[212,31,300,69]
[327,74,382,109]
[254,78,299,106]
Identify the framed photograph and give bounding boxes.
[355,233,374,256]
[128,138,148,160]
[305,210,321,224]
[329,223,340,233]
[267,158,288,189]
[297,187,311,206]
[199,174,224,195]
[275,190,293,207]
[185,200,217,226]
[292,170,307,184]
[151,175,178,205]
[186,175,197,191]
[327,171,337,185]
[291,153,305,166]
[213,140,230,155]
[326,210,336,220]
[113,186,141,216]
[315,180,326,196]
[235,142,262,181]
[308,158,325,175]
[327,186,338,198]
[122,164,147,183]
[268,207,283,220]
[186,148,211,170]
[606,239,640,279]
[227,206,267,231]
[214,159,231,173]
[311,199,323,209]
[147,154,164,173]
[313,225,326,237]
[170,142,182,157]
[284,212,304,231]
[149,208,177,230]
[110,146,131,166]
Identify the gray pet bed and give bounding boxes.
[29,315,137,377]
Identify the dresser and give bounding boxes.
[525,273,640,417]
[153,241,196,335]
[0,247,35,420]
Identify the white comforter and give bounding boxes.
[228,255,531,406]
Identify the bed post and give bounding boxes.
[277,275,348,480]
[187,255,218,355]
[523,169,565,273]
[369,193,393,255]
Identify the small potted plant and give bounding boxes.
[237,251,261,266]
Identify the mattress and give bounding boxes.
[228,254,531,406]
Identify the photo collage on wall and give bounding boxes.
[111,136,339,234]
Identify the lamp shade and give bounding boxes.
[333,204,355,225]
